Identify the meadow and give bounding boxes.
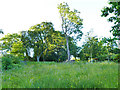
[0,58,2,89]
[2,61,118,88]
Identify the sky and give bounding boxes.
[0,0,114,46]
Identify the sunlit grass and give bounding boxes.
[2,61,118,88]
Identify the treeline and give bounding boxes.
[0,27,120,70]
[79,31,120,62]
[0,23,119,63]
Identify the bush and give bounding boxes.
[110,54,120,63]
[75,59,80,62]
[97,54,108,61]
[2,56,13,70]
[2,54,22,70]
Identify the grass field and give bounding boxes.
[0,58,2,90]
[2,61,118,88]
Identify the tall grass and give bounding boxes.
[2,61,118,88]
[0,57,2,89]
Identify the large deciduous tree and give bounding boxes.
[21,22,70,62]
[58,2,83,61]
[28,22,55,62]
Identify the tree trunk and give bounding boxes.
[25,51,28,59]
[37,48,47,62]
[118,13,120,49]
[37,56,40,62]
[108,55,109,62]
[118,25,120,49]
[66,35,70,61]
[118,36,120,49]
[43,54,45,61]
[90,52,92,60]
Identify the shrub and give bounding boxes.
[2,54,22,70]
[110,54,120,62]
[2,56,13,70]
[97,54,108,61]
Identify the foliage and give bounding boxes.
[97,54,108,61]
[58,2,83,41]
[79,31,102,61]
[2,61,118,88]
[20,31,32,60]
[110,53,120,62]
[21,22,68,62]
[0,3,83,62]
[0,33,24,56]
[2,54,22,70]
[20,21,80,62]
[70,42,81,59]
[58,2,83,61]
[11,41,25,57]
[79,30,119,62]
[101,1,120,50]
[45,31,67,62]
[1,22,80,62]
[101,1,120,38]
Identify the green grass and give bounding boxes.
[0,58,2,89]
[2,61,118,88]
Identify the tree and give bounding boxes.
[11,41,25,57]
[0,33,21,54]
[84,31,99,60]
[101,1,120,49]
[0,33,25,62]
[27,22,55,62]
[20,31,32,60]
[48,31,67,62]
[0,29,4,51]
[21,22,71,62]
[79,30,110,61]
[58,2,83,61]
[102,37,118,61]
